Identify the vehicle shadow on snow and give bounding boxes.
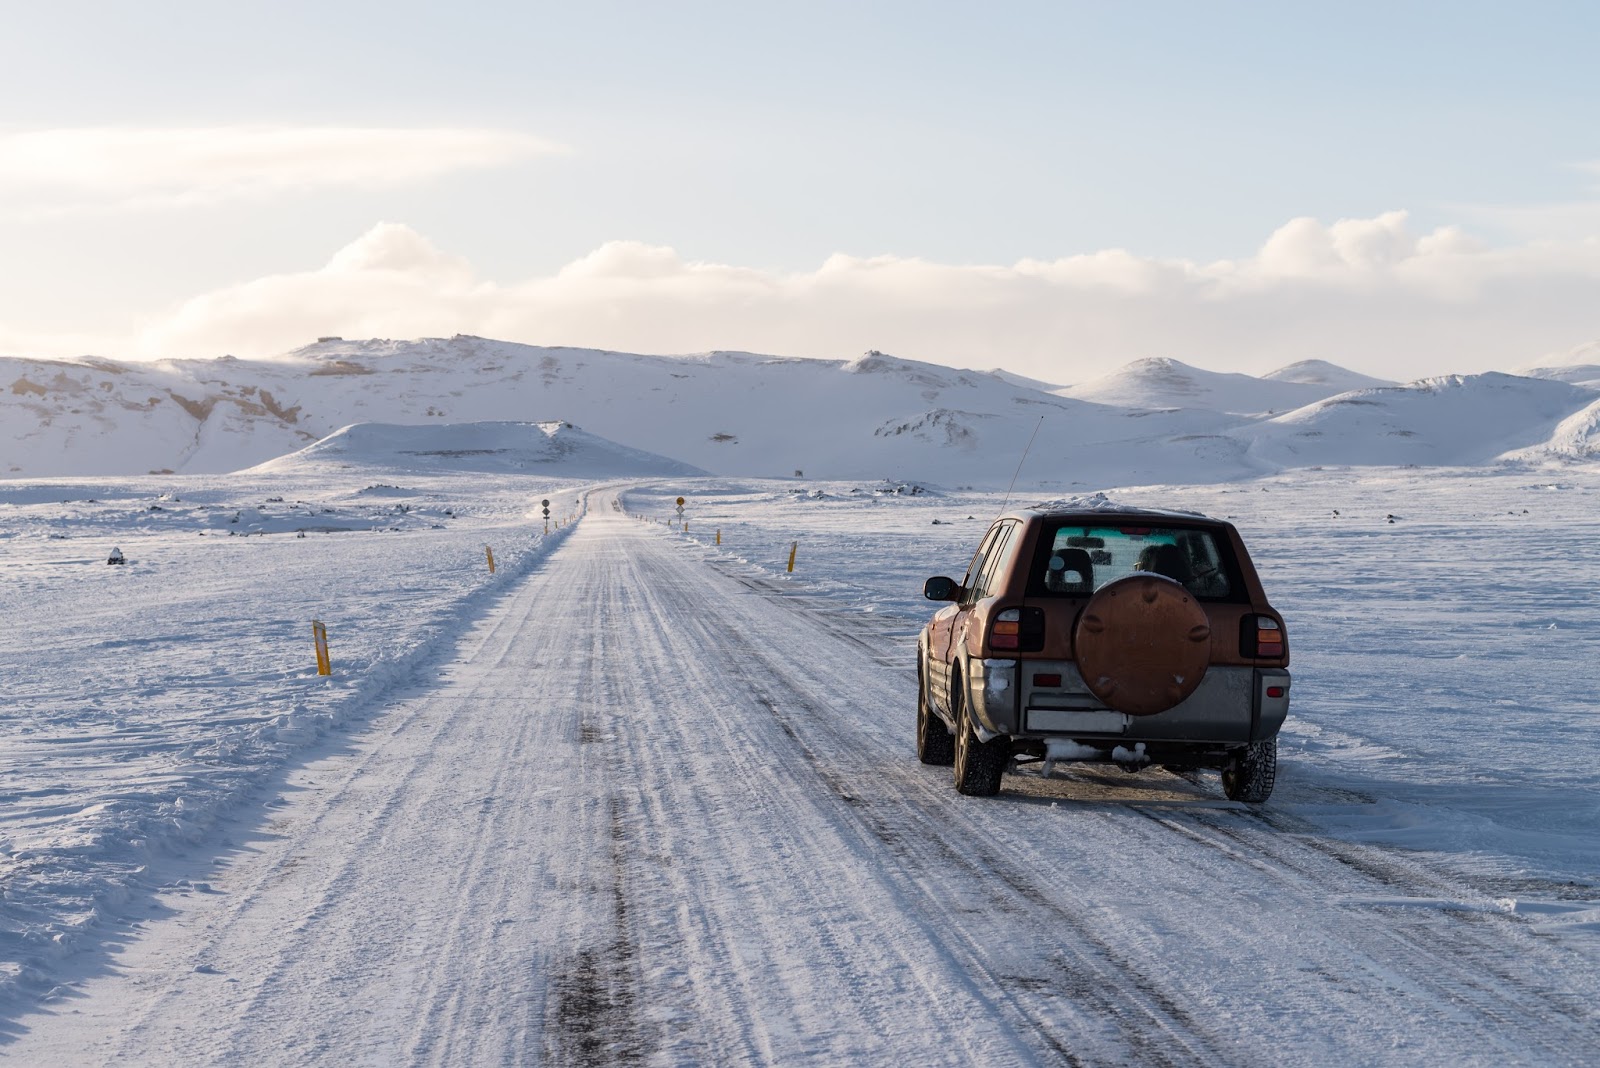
[996,765,1244,809]
[988,763,1600,921]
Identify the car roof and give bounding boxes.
[1010,492,1218,525]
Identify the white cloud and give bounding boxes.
[324,222,474,279]
[75,215,1600,380]
[1248,211,1444,280]
[0,126,562,211]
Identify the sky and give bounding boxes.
[2,0,1599,382]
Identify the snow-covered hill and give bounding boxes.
[3,336,1599,483]
[1515,341,1600,390]
[1057,356,1348,415]
[1242,373,1597,468]
[1261,358,1395,392]
[252,420,708,478]
[1,354,314,477]
[1505,395,1600,461]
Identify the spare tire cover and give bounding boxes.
[1074,573,1212,716]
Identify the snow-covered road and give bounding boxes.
[10,499,1600,1066]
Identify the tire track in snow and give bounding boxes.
[724,658,1242,1068]
[565,521,1045,1065]
[233,594,569,1065]
[540,544,650,1068]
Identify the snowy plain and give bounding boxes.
[3,335,1599,1064]
[2,452,1598,1064]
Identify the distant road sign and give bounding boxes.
[541,499,550,506]
[676,497,686,506]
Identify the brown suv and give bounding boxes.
[917,503,1291,800]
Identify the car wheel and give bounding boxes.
[917,656,955,766]
[951,676,1008,797]
[1221,738,1277,803]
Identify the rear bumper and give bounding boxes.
[969,659,1290,745]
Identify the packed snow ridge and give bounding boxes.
[4,334,1600,483]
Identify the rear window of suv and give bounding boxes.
[1024,522,1243,601]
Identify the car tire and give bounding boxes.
[1221,738,1277,803]
[917,656,955,766]
[952,675,1008,797]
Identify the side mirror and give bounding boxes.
[924,576,960,601]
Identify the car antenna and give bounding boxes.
[996,415,1044,518]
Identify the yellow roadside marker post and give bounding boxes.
[716,529,721,545]
[787,542,797,573]
[485,545,496,573]
[312,620,331,676]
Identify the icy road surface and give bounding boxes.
[11,500,1600,1066]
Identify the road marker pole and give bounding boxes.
[787,542,797,573]
[312,620,331,676]
[716,529,721,545]
[485,545,496,573]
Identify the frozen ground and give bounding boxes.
[2,464,1598,1065]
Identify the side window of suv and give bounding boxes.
[960,524,1003,598]
[964,521,1019,605]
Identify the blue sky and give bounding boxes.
[2,1,1598,378]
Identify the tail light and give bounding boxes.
[989,607,1045,652]
[1240,615,1286,659]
